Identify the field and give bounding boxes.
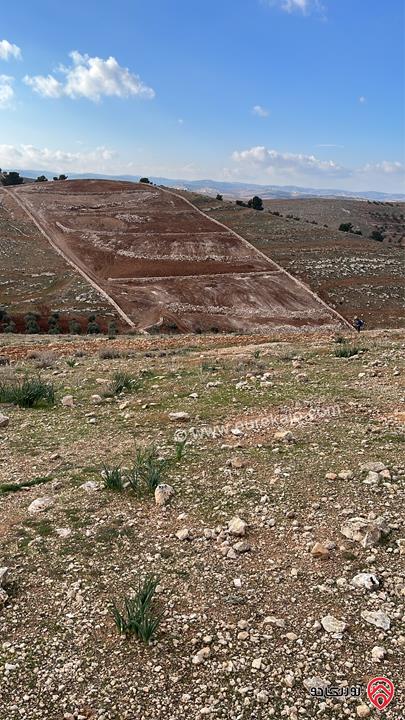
[183,193,405,329]
[0,329,404,719]
[1,180,347,334]
[0,190,116,331]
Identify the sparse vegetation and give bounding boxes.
[101,464,124,491]
[111,575,161,643]
[334,345,363,358]
[0,377,55,408]
[109,371,140,395]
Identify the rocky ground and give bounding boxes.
[0,329,404,719]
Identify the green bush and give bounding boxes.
[102,464,124,491]
[111,576,161,643]
[0,378,55,408]
[334,346,363,358]
[109,371,140,395]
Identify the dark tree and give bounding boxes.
[370,229,384,242]
[108,321,118,338]
[248,196,263,211]
[24,312,40,334]
[69,319,82,334]
[216,194,223,201]
[339,222,354,233]
[1,171,23,186]
[35,175,48,183]
[139,177,150,184]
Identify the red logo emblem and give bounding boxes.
[367,677,395,710]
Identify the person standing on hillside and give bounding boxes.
[353,316,365,332]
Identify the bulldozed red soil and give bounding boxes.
[5,180,347,333]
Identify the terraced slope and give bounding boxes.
[181,192,404,329]
[4,180,347,333]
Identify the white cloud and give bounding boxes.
[316,143,344,148]
[360,160,404,175]
[24,51,155,102]
[24,74,63,98]
[0,40,22,61]
[252,104,269,117]
[0,144,118,174]
[264,0,324,15]
[230,144,405,191]
[359,95,366,103]
[232,145,344,176]
[0,75,14,108]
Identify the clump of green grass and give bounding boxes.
[66,358,76,367]
[101,464,124,491]
[0,476,51,495]
[0,377,55,408]
[108,371,141,396]
[174,438,187,461]
[130,446,166,492]
[334,346,364,358]
[111,575,161,643]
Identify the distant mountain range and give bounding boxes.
[15,169,405,202]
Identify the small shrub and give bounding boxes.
[131,446,166,492]
[34,351,57,369]
[99,347,121,360]
[174,438,187,461]
[69,319,82,334]
[101,464,124,491]
[334,346,363,358]
[0,378,55,408]
[109,371,140,395]
[333,335,347,344]
[111,575,161,643]
[66,358,76,367]
[24,312,40,334]
[108,321,118,338]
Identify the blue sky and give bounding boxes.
[0,0,403,191]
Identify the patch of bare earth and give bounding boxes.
[0,329,404,719]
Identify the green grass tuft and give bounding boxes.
[111,575,161,643]
[0,378,55,408]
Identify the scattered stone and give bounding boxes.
[0,567,9,587]
[338,469,354,480]
[233,540,251,553]
[350,573,380,591]
[340,515,390,547]
[311,542,330,560]
[361,610,390,630]
[228,516,248,536]
[28,496,54,514]
[154,483,174,507]
[371,646,386,662]
[176,528,190,541]
[321,615,347,634]
[0,413,9,428]
[192,647,210,665]
[360,462,387,473]
[274,430,295,443]
[80,480,100,493]
[168,411,190,422]
[91,394,103,404]
[56,528,72,538]
[61,395,74,407]
[356,706,371,718]
[228,457,246,469]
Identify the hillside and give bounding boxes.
[0,329,404,719]
[181,192,404,329]
[0,180,346,334]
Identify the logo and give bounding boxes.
[367,677,395,710]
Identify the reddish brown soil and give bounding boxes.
[7,180,347,333]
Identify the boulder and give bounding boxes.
[168,411,190,422]
[155,483,174,507]
[28,496,54,514]
[0,414,9,429]
[228,516,248,536]
[321,615,347,634]
[361,610,390,630]
[350,573,380,591]
[61,395,74,408]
